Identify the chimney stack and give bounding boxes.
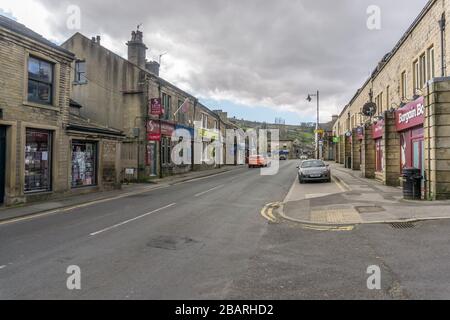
[146,61,160,76]
[127,28,147,69]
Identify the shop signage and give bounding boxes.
[199,128,220,140]
[160,121,175,136]
[356,126,364,140]
[332,136,340,143]
[149,98,163,116]
[395,96,425,131]
[372,120,384,139]
[175,124,195,138]
[147,120,161,141]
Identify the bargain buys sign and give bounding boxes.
[395,96,425,131]
[372,119,384,139]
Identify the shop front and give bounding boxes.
[25,129,53,193]
[71,140,97,188]
[372,120,384,178]
[395,97,425,179]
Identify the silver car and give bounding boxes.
[297,160,331,184]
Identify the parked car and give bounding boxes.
[279,154,288,161]
[249,155,269,168]
[297,160,331,183]
[300,155,308,160]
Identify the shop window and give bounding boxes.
[25,129,52,192]
[375,139,384,172]
[28,56,53,105]
[71,141,97,188]
[162,137,172,165]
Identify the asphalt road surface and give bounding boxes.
[1,160,449,299]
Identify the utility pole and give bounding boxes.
[307,90,320,159]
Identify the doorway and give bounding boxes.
[0,126,6,204]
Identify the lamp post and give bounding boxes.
[307,90,320,159]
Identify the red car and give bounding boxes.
[249,155,269,168]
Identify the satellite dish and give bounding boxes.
[362,102,377,117]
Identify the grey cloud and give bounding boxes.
[37,0,427,122]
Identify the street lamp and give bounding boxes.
[306,90,320,159]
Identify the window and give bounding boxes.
[420,53,426,88]
[201,114,208,129]
[214,120,218,130]
[162,137,172,165]
[74,60,87,84]
[28,56,53,105]
[427,46,435,80]
[386,86,390,110]
[25,129,52,192]
[413,60,419,91]
[401,71,407,99]
[162,93,171,120]
[375,139,384,172]
[71,141,97,188]
[177,99,186,124]
[379,92,383,114]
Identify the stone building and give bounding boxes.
[62,28,232,180]
[0,16,123,207]
[333,0,450,200]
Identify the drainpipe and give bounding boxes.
[439,13,446,77]
[426,83,432,200]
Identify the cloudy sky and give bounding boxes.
[0,0,428,124]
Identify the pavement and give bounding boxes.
[0,165,244,224]
[2,160,450,299]
[278,162,450,226]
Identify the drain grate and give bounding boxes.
[390,222,416,229]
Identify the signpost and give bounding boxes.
[150,98,163,116]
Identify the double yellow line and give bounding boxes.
[260,202,281,223]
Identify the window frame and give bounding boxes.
[74,60,87,84]
[27,56,54,105]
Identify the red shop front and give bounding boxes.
[372,120,384,173]
[395,97,425,176]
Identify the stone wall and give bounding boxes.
[384,111,401,187]
[424,77,450,200]
[361,124,375,179]
[351,129,361,170]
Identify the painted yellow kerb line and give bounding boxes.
[332,176,347,192]
[260,202,279,223]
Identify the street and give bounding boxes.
[1,160,450,299]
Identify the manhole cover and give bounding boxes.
[390,222,416,229]
[147,235,199,250]
[355,206,386,213]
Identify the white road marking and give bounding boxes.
[194,185,224,197]
[0,265,6,270]
[0,185,170,227]
[305,193,332,199]
[90,203,176,236]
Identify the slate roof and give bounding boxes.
[0,14,74,56]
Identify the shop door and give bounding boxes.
[0,127,6,204]
[412,139,424,187]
